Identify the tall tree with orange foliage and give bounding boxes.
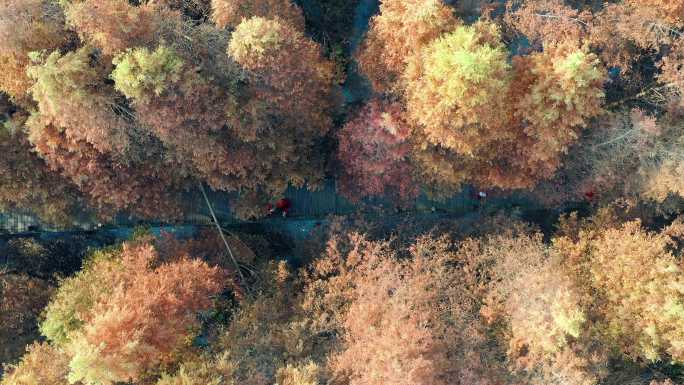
[63,0,178,56]
[38,238,226,385]
[404,21,511,156]
[211,0,305,30]
[357,0,459,93]
[0,111,84,225]
[0,0,69,104]
[1,342,71,385]
[0,273,55,367]
[228,16,336,139]
[505,43,605,183]
[304,233,507,385]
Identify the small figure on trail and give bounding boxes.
[474,190,487,211]
[584,189,595,201]
[276,198,291,217]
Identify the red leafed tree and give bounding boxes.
[0,273,55,367]
[502,43,605,186]
[111,45,257,193]
[28,47,133,155]
[27,118,188,219]
[589,2,678,71]
[337,99,418,202]
[304,233,507,385]
[64,241,226,385]
[504,0,592,48]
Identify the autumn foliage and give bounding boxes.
[0,0,341,221]
[211,0,305,30]
[337,99,417,201]
[5,2,684,383]
[6,209,684,385]
[0,0,69,104]
[356,0,459,93]
[35,237,226,385]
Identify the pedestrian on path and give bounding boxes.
[267,198,292,217]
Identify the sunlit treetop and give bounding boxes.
[62,0,179,56]
[510,43,605,167]
[357,0,459,93]
[111,45,185,101]
[40,238,226,385]
[228,16,336,136]
[211,0,305,31]
[27,47,132,155]
[404,21,511,155]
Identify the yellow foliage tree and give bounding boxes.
[404,21,510,156]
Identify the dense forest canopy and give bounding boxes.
[3,0,684,384]
[4,209,684,385]
[0,0,682,223]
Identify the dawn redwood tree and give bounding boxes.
[527,109,660,206]
[0,342,71,385]
[0,113,83,225]
[343,1,610,199]
[404,21,510,156]
[303,233,507,385]
[504,0,592,48]
[211,0,305,30]
[13,0,343,221]
[402,21,604,191]
[472,230,606,385]
[505,43,605,184]
[562,220,684,362]
[105,15,337,219]
[110,45,255,193]
[337,99,418,202]
[474,214,684,383]
[228,16,336,138]
[0,0,69,104]
[357,0,459,94]
[0,273,55,367]
[23,42,189,221]
[28,47,134,155]
[226,16,337,213]
[26,117,188,219]
[63,0,178,56]
[39,238,226,385]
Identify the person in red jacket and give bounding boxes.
[276,198,292,217]
[584,190,595,201]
